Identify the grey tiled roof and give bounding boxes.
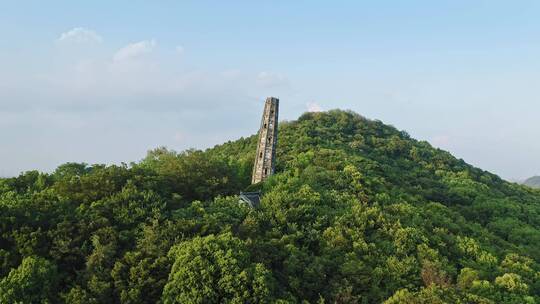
[239,191,261,208]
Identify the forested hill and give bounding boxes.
[1,110,540,303]
[524,176,540,189]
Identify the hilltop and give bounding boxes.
[524,176,540,189]
[1,110,540,303]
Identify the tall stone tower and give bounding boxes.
[251,97,279,184]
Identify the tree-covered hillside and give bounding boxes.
[524,176,540,189]
[1,110,540,303]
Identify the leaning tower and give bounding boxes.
[251,97,279,184]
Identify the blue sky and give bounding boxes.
[1,1,539,180]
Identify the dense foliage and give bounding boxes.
[1,110,540,303]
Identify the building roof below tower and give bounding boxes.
[239,191,261,208]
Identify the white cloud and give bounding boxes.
[113,40,156,62]
[306,101,322,112]
[58,27,103,44]
[175,45,185,54]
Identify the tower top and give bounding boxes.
[251,97,279,184]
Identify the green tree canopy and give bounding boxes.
[0,256,59,304]
[162,233,275,304]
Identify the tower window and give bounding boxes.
[264,168,268,175]
[263,123,267,128]
[259,152,263,158]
